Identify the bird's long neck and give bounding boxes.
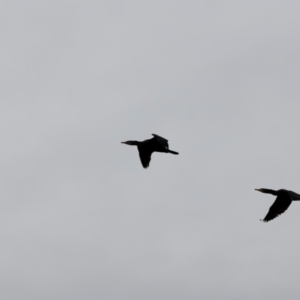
[259,189,278,196]
[129,141,140,146]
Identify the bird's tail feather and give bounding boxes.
[168,149,179,155]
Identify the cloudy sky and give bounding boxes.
[1,1,300,299]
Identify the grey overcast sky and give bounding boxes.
[1,1,300,299]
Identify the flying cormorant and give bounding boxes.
[121,134,179,168]
[255,188,300,222]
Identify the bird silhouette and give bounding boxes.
[122,134,179,168]
[255,188,300,222]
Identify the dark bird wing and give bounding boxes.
[152,134,169,149]
[138,149,152,168]
[262,195,292,222]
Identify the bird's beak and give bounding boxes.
[255,189,262,192]
[121,141,127,144]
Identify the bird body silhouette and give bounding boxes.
[122,134,179,168]
[255,188,300,222]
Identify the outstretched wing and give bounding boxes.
[262,195,292,222]
[152,134,169,149]
[138,149,152,168]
